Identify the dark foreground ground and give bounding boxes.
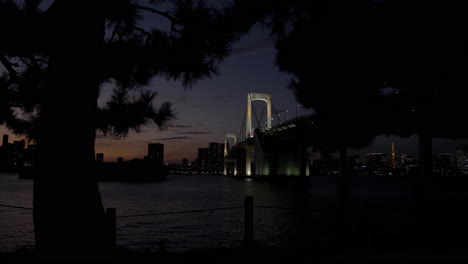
[3,244,468,264]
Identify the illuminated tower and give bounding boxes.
[391,141,396,169]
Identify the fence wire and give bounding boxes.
[0,203,33,210]
[0,203,321,214]
[116,206,244,219]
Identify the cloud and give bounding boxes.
[212,95,230,104]
[213,95,228,100]
[193,103,207,109]
[175,96,188,103]
[153,136,192,141]
[231,36,274,57]
[168,124,193,128]
[176,131,212,135]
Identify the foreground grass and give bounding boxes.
[3,242,468,264]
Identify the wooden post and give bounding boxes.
[244,196,254,242]
[106,208,116,251]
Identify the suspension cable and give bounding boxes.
[251,103,262,129]
[237,106,247,141]
[272,104,282,124]
[258,108,265,128]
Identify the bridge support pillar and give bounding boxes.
[224,134,237,156]
[224,134,238,176]
[246,146,252,176]
[223,161,227,175]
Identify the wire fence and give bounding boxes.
[0,197,335,252]
[5,195,468,254]
[0,203,33,210]
[115,206,321,219]
[0,203,319,215]
[116,206,244,219]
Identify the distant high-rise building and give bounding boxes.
[2,134,8,148]
[181,158,189,168]
[219,143,225,167]
[436,153,456,176]
[209,142,220,170]
[391,142,396,169]
[96,153,104,163]
[456,145,468,170]
[148,143,164,165]
[348,154,362,169]
[366,153,388,170]
[24,144,37,166]
[7,140,25,167]
[12,140,25,151]
[197,148,209,169]
[400,154,416,166]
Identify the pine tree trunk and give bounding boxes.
[33,1,107,256]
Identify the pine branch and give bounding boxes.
[132,3,183,34]
[0,55,19,80]
[130,24,152,42]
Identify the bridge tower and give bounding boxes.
[246,93,271,176]
[246,93,272,138]
[224,134,237,156]
[224,134,237,175]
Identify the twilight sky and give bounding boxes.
[94,26,309,163]
[1,0,466,163]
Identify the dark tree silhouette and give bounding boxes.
[0,0,256,256]
[275,1,387,153]
[381,1,468,179]
[270,0,468,251]
[274,1,468,177]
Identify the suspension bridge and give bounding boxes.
[223,92,314,177]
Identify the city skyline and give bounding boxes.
[2,129,466,166]
[1,128,467,164]
[1,1,467,164]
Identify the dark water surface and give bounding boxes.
[1,173,424,253]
